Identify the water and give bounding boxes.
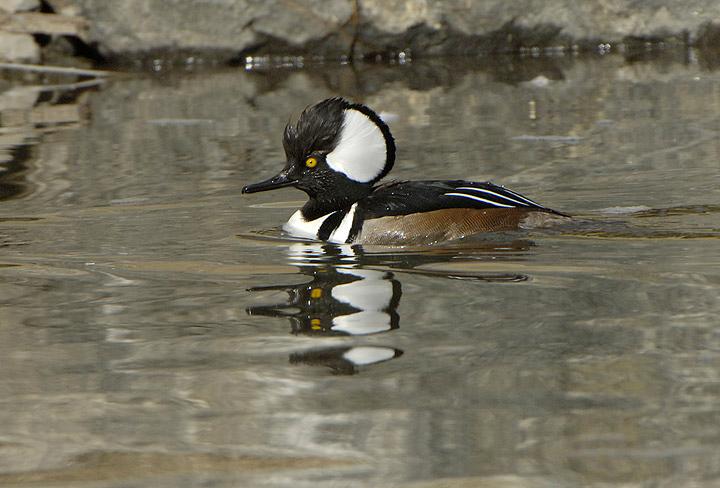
[1,53,719,487]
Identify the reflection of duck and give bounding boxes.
[247,243,405,374]
[245,241,533,374]
[243,97,569,245]
[247,266,401,337]
[290,346,403,375]
[247,241,532,335]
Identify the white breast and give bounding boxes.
[283,211,330,240]
[283,204,358,243]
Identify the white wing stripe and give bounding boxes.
[455,186,533,207]
[445,192,515,208]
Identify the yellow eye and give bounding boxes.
[305,157,318,168]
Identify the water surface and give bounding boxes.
[1,53,719,487]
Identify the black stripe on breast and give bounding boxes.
[346,206,365,243]
[317,209,349,241]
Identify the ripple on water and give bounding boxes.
[1,56,720,487]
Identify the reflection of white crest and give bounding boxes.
[331,268,394,335]
[331,312,392,335]
[342,346,397,366]
[286,244,398,336]
[332,269,392,309]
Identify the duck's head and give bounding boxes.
[242,98,395,206]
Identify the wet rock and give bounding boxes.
[354,0,718,58]
[41,34,94,68]
[42,0,80,16]
[34,0,720,63]
[44,0,354,63]
[0,31,40,62]
[0,0,39,13]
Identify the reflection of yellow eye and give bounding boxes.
[305,157,318,168]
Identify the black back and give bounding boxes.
[327,180,566,243]
[360,180,557,218]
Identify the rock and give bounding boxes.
[0,0,39,13]
[43,0,81,16]
[40,0,720,63]
[0,85,39,112]
[1,12,87,37]
[355,0,720,57]
[44,0,354,63]
[0,31,40,63]
[42,35,94,68]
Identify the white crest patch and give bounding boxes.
[326,108,387,183]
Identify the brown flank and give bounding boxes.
[358,208,563,245]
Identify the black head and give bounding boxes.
[242,98,396,214]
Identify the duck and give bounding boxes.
[242,97,569,245]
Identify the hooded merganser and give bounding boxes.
[242,97,569,245]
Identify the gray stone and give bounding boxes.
[0,0,39,13]
[355,0,720,57]
[42,0,720,63]
[43,0,81,16]
[45,0,354,62]
[0,31,40,62]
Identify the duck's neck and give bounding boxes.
[300,190,368,221]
